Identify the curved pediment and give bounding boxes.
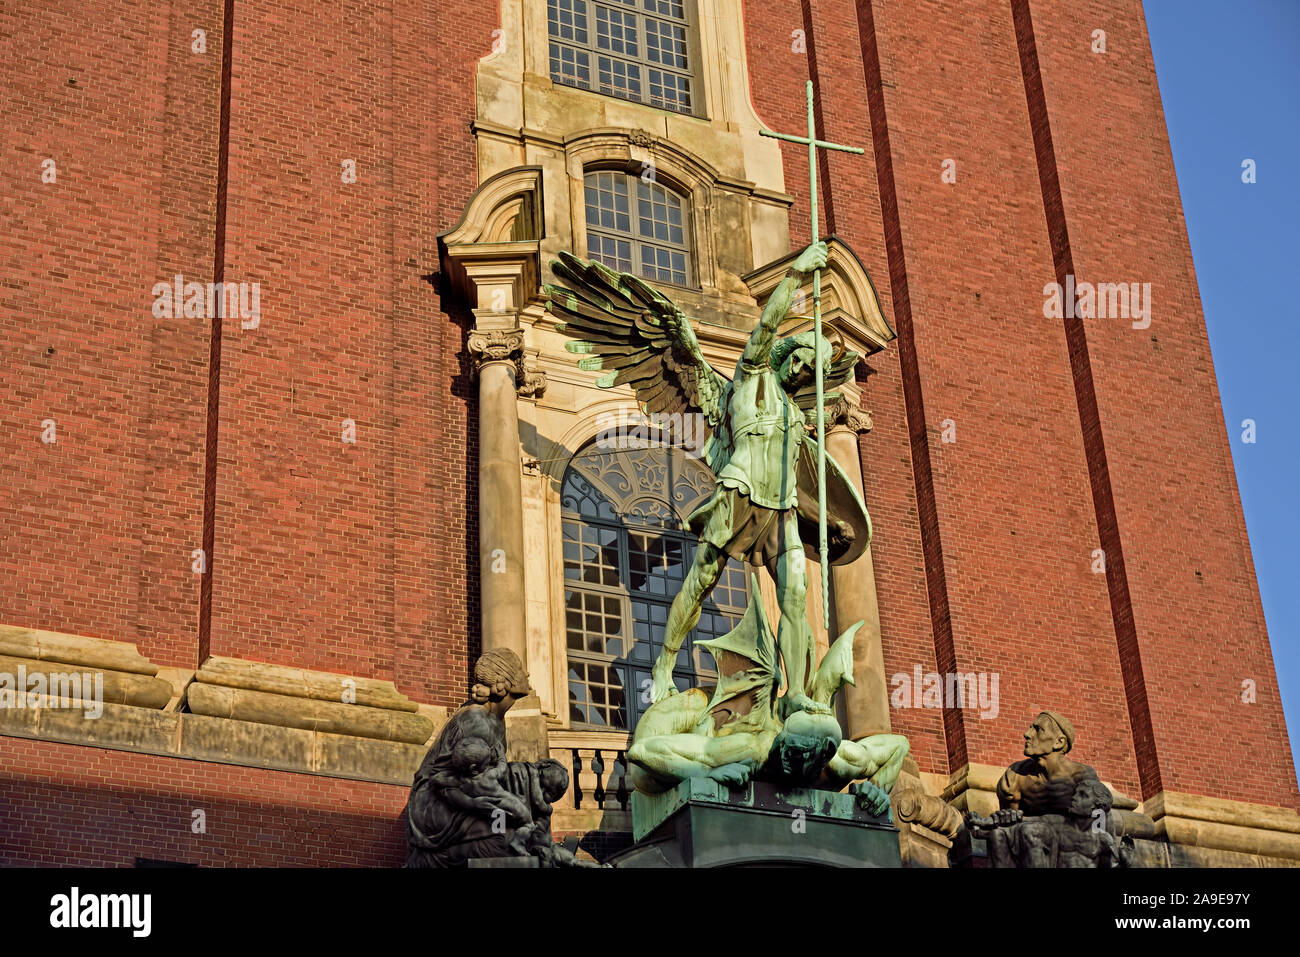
[438,165,545,312]
[439,165,544,247]
[742,236,896,357]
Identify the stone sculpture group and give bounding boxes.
[965,711,1123,868]
[404,648,597,867]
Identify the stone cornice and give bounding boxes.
[438,166,544,314]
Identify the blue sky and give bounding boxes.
[1144,0,1299,775]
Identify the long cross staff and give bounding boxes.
[760,80,864,631]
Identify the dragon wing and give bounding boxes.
[809,620,863,708]
[696,574,782,731]
[545,252,728,424]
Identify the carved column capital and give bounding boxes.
[468,328,547,398]
[468,328,526,368]
[517,361,548,400]
[826,395,873,434]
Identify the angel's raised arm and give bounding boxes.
[742,241,828,368]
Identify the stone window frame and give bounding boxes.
[545,0,704,117]
[563,131,720,294]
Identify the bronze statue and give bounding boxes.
[405,649,597,867]
[547,241,871,720]
[548,242,911,808]
[622,574,907,803]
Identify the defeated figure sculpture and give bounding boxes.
[624,575,908,813]
[405,648,599,867]
[964,711,1122,867]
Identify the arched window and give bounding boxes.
[584,170,692,286]
[547,0,699,115]
[561,441,747,730]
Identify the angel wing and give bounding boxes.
[545,252,728,425]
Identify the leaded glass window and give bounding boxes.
[547,0,699,115]
[584,170,691,286]
[561,442,746,730]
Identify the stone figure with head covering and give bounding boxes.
[405,649,598,867]
[994,711,1100,817]
[965,711,1120,867]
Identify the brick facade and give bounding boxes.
[0,0,1293,866]
[0,735,406,867]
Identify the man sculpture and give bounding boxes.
[548,241,871,720]
[965,711,1121,867]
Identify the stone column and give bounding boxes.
[468,329,531,664]
[827,398,892,740]
[469,327,549,762]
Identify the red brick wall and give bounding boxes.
[1023,0,1296,805]
[203,0,484,706]
[0,736,406,867]
[0,0,484,709]
[744,0,1294,808]
[0,2,217,669]
[1,0,1293,856]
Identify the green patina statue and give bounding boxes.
[625,575,908,815]
[547,240,907,803]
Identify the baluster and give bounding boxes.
[614,750,629,811]
[571,749,584,810]
[592,750,607,808]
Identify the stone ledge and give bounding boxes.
[0,625,158,676]
[0,653,172,709]
[0,699,443,786]
[1143,790,1300,834]
[942,762,1003,816]
[1144,791,1300,863]
[187,682,433,744]
[195,655,419,712]
[185,654,434,744]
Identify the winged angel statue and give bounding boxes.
[547,242,908,803]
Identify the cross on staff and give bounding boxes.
[760,80,864,631]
